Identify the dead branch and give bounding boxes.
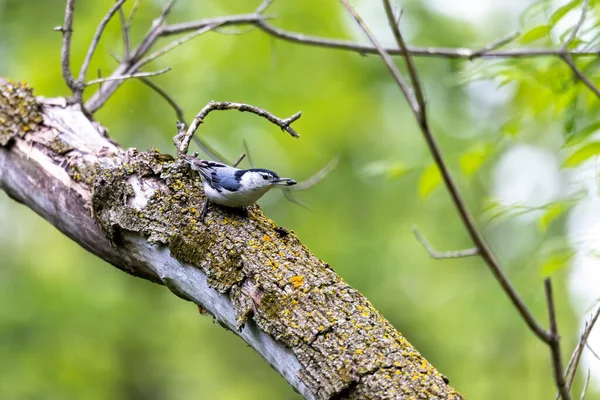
[176,101,301,156]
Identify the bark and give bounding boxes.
[0,78,463,400]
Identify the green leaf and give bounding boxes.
[386,162,411,180]
[549,0,579,27]
[539,251,573,277]
[537,203,565,232]
[563,121,600,147]
[460,144,494,177]
[418,163,442,200]
[499,118,521,138]
[563,141,600,167]
[361,161,414,180]
[520,25,550,44]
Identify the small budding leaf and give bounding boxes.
[418,163,442,200]
[539,251,574,277]
[500,118,521,138]
[563,141,600,167]
[537,203,565,232]
[563,121,600,148]
[460,143,494,177]
[519,25,550,44]
[387,163,412,180]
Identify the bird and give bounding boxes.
[183,155,296,220]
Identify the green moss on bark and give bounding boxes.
[0,79,42,146]
[88,148,462,400]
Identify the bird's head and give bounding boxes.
[240,168,297,191]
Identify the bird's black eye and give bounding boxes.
[262,174,268,180]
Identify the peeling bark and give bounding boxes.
[0,79,463,400]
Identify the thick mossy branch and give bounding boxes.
[0,78,462,400]
[89,149,461,399]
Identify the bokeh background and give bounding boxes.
[1,0,600,399]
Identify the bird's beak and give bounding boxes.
[274,178,297,186]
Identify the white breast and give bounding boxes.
[203,182,270,208]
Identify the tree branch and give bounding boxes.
[85,10,265,113]
[254,20,599,59]
[580,369,591,400]
[161,13,266,36]
[0,79,462,400]
[84,67,171,86]
[545,279,571,400]
[78,0,128,87]
[412,227,479,259]
[58,0,77,93]
[78,0,600,116]
[559,0,600,101]
[564,0,589,50]
[117,3,131,59]
[564,306,600,394]
[136,23,221,70]
[176,101,301,156]
[340,0,551,344]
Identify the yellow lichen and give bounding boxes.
[289,275,304,288]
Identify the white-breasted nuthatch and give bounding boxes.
[183,155,296,220]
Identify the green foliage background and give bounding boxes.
[1,0,599,398]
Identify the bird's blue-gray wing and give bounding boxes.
[197,162,240,192]
[218,174,241,192]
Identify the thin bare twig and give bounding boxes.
[468,31,520,59]
[412,227,479,259]
[85,10,254,113]
[140,78,186,125]
[127,0,142,27]
[559,0,600,101]
[562,55,600,98]
[580,369,590,400]
[564,0,589,50]
[85,67,171,86]
[176,101,301,156]
[256,0,274,14]
[136,23,222,69]
[382,0,425,120]
[118,4,131,59]
[58,0,77,93]
[585,342,600,361]
[77,0,128,92]
[161,14,266,36]
[283,189,311,210]
[233,153,247,167]
[340,1,416,114]
[85,0,178,112]
[566,307,600,392]
[292,156,340,191]
[242,139,253,167]
[340,0,551,343]
[557,309,600,400]
[281,156,340,210]
[546,279,572,400]
[254,20,600,60]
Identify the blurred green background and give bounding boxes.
[1,0,599,399]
